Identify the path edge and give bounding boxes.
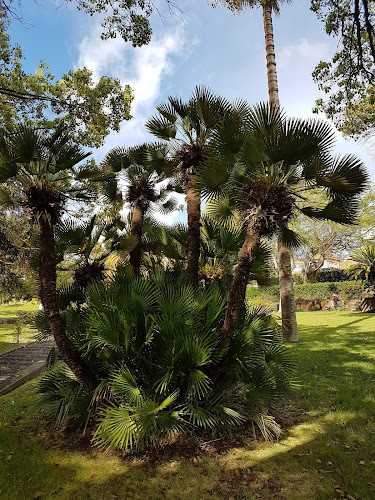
[0,360,46,397]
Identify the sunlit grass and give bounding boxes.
[0,301,39,354]
[0,311,374,499]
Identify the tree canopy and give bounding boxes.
[311,0,375,140]
[0,31,133,147]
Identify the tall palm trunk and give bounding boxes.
[129,205,144,274]
[39,217,98,392]
[186,180,201,287]
[263,1,299,343]
[221,229,260,346]
[278,236,298,342]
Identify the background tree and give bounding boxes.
[0,31,133,147]
[101,143,177,273]
[0,124,99,391]
[0,0,183,47]
[312,0,375,144]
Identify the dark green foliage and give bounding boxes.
[37,269,295,451]
[316,268,349,282]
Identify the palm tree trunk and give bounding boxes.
[263,2,280,110]
[186,180,201,287]
[278,236,298,343]
[129,205,144,274]
[221,229,260,346]
[263,1,299,343]
[39,217,98,392]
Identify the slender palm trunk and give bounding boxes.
[263,3,280,110]
[39,217,98,392]
[221,230,260,346]
[186,180,201,287]
[129,205,144,274]
[263,1,299,343]
[278,235,298,342]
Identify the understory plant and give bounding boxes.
[37,267,295,452]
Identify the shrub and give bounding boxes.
[246,281,363,302]
[316,269,348,282]
[37,268,295,452]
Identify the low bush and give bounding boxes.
[247,281,363,302]
[37,268,295,452]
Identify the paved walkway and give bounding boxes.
[0,340,54,396]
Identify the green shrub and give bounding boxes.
[246,281,363,302]
[37,269,295,452]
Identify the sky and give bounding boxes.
[8,0,375,223]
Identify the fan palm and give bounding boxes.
[349,243,375,284]
[38,268,295,450]
[217,0,298,342]
[0,124,98,391]
[200,102,368,344]
[146,86,231,286]
[101,142,177,273]
[56,214,121,290]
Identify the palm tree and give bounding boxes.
[217,0,298,342]
[349,243,375,312]
[200,103,368,345]
[145,86,230,286]
[101,142,177,274]
[56,214,121,290]
[0,124,99,391]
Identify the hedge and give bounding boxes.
[247,281,364,302]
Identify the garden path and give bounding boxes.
[0,340,54,396]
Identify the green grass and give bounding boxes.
[0,299,39,318]
[0,301,39,354]
[0,311,374,500]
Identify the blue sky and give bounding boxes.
[8,0,375,221]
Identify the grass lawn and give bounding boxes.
[0,301,39,355]
[0,311,374,500]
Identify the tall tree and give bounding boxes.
[146,86,230,286]
[200,102,368,345]
[0,124,99,391]
[215,0,298,342]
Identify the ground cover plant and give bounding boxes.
[0,310,374,499]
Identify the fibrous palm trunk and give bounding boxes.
[263,1,299,343]
[186,180,201,287]
[129,205,145,274]
[39,217,98,392]
[221,230,260,346]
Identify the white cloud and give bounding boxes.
[76,24,187,224]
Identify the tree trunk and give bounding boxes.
[305,271,317,284]
[278,237,299,343]
[263,2,299,343]
[221,230,260,346]
[263,2,280,110]
[186,181,201,287]
[129,205,144,274]
[38,217,98,392]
